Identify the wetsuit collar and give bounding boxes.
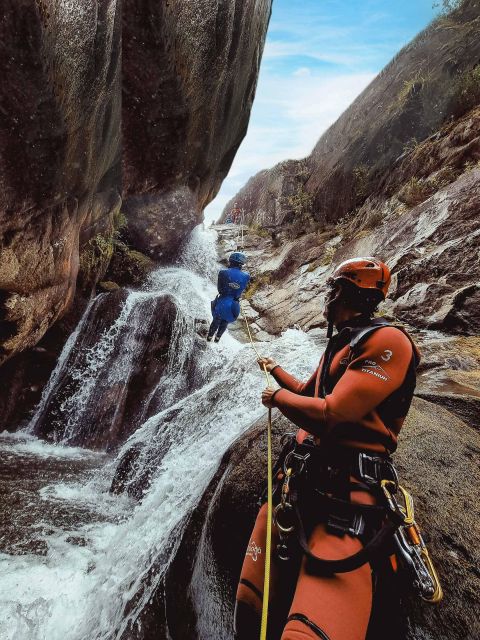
[335,314,372,333]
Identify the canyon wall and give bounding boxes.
[122,0,273,260]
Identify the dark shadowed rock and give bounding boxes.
[31,290,182,450]
[122,0,272,260]
[161,398,480,639]
[0,0,121,364]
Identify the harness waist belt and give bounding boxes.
[283,440,397,486]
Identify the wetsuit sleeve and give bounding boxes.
[272,328,413,437]
[271,365,320,394]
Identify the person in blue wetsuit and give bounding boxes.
[207,252,250,342]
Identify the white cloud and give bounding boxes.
[293,67,311,77]
[204,71,375,223]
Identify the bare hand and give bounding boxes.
[261,387,277,408]
[257,357,278,373]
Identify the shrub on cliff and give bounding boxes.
[450,65,480,117]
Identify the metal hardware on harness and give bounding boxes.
[381,480,443,603]
[276,541,290,561]
[274,502,295,535]
[274,468,295,535]
[358,453,398,486]
[273,467,296,561]
[326,512,365,538]
[281,468,293,507]
[283,450,311,476]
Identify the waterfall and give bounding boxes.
[0,226,320,639]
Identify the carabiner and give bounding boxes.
[273,502,295,534]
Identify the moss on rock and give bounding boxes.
[105,241,155,288]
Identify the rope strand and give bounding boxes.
[240,301,273,640]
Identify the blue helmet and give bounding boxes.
[229,252,246,266]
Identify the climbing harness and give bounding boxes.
[270,435,443,602]
[240,301,273,640]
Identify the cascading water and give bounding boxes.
[0,226,321,640]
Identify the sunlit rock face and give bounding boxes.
[218,0,480,337]
[122,0,273,260]
[222,0,480,228]
[0,0,121,364]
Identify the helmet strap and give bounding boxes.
[326,320,334,339]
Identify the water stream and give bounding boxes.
[0,226,319,640]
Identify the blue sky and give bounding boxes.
[204,0,440,223]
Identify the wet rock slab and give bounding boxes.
[31,290,179,450]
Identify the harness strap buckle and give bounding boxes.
[358,453,399,486]
[283,450,311,476]
[326,512,365,538]
[274,502,295,534]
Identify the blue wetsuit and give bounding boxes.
[208,267,250,340]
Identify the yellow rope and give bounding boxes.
[240,301,273,640]
[261,406,273,640]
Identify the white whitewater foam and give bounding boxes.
[0,226,322,640]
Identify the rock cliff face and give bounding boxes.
[122,0,273,260]
[1,0,271,430]
[217,109,480,339]
[222,0,480,228]
[0,0,122,366]
[218,2,480,340]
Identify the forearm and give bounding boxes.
[270,366,304,392]
[272,388,329,438]
[271,365,319,395]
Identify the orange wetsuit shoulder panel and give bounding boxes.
[272,327,415,448]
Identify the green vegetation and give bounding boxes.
[396,72,426,109]
[352,164,370,201]
[113,209,128,233]
[464,159,480,172]
[433,0,464,14]
[397,167,461,208]
[306,245,337,272]
[98,281,120,292]
[244,273,272,300]
[248,223,270,238]
[79,232,115,278]
[106,242,155,287]
[79,208,154,290]
[286,186,315,235]
[450,65,480,117]
[397,177,433,207]
[403,137,420,155]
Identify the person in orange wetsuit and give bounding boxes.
[235,257,420,640]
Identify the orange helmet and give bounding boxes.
[331,257,391,300]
